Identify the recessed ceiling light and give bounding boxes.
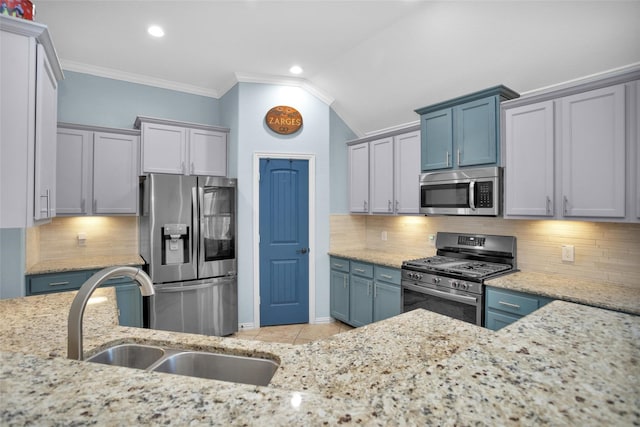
[148,25,165,38]
[289,65,303,75]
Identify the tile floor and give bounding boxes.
[232,321,353,345]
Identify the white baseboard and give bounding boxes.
[314,317,333,324]
[238,322,255,330]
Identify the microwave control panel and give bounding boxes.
[476,181,493,208]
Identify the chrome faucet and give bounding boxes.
[68,266,155,360]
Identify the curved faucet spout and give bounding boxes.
[68,266,155,360]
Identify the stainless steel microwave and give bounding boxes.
[419,166,502,216]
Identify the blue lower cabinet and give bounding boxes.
[349,275,374,327]
[329,256,401,328]
[485,286,553,331]
[26,267,143,328]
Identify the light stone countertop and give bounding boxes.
[25,254,146,275]
[1,287,639,425]
[328,249,426,269]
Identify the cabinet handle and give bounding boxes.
[546,196,551,215]
[110,275,126,280]
[457,149,461,165]
[81,199,86,213]
[343,277,347,288]
[445,151,450,167]
[367,283,371,296]
[181,162,186,174]
[381,274,393,280]
[49,281,70,287]
[93,199,97,212]
[191,162,195,174]
[374,284,377,298]
[395,200,399,211]
[388,200,392,212]
[498,301,521,309]
[563,196,568,215]
[333,263,344,268]
[363,200,368,211]
[355,268,366,273]
[40,189,50,217]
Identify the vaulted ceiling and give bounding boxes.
[36,1,640,136]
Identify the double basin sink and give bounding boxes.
[86,343,279,386]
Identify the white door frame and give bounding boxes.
[252,152,316,328]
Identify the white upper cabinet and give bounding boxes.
[348,142,369,213]
[136,116,228,177]
[369,137,394,213]
[561,85,626,218]
[93,132,139,214]
[0,16,63,228]
[348,128,421,215]
[394,130,421,214]
[504,101,555,217]
[503,66,639,223]
[56,125,139,216]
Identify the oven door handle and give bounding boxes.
[402,282,479,306]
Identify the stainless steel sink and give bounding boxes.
[85,344,279,386]
[86,344,165,369]
[151,351,279,386]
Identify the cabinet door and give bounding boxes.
[421,109,453,171]
[114,282,143,327]
[369,137,394,214]
[330,270,349,323]
[93,132,138,214]
[189,129,227,176]
[348,143,369,213]
[56,128,91,215]
[504,101,555,217]
[561,85,626,218]
[349,275,373,327]
[33,44,58,221]
[485,309,520,331]
[394,130,421,214]
[141,123,186,174]
[373,281,401,322]
[454,96,497,167]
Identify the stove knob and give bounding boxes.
[451,281,459,289]
[431,277,440,284]
[460,282,468,291]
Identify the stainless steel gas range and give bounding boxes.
[401,232,517,326]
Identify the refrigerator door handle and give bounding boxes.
[192,184,200,272]
[197,184,205,275]
[155,282,215,293]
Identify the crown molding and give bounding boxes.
[233,72,335,106]
[60,60,219,98]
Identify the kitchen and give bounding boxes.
[1,1,640,425]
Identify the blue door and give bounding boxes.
[259,159,309,326]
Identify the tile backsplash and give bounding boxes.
[330,215,640,289]
[26,217,138,269]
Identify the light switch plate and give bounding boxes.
[561,244,575,262]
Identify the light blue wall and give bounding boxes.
[329,109,357,214]
[57,71,221,128]
[231,82,332,324]
[219,84,240,178]
[0,228,25,299]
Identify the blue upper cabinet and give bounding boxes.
[416,86,519,171]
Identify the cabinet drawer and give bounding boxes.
[486,288,543,316]
[374,265,401,285]
[28,270,89,295]
[351,261,373,278]
[330,257,350,273]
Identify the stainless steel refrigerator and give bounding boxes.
[139,174,237,336]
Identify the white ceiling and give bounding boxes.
[36,1,640,136]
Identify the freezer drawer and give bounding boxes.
[149,276,238,336]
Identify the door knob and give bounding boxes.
[296,248,309,254]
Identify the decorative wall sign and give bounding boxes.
[265,106,303,135]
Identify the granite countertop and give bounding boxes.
[25,254,146,275]
[330,249,639,315]
[1,287,639,424]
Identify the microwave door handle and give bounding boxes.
[469,180,476,210]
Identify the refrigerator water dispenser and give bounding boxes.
[162,224,189,265]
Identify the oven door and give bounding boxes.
[402,281,483,326]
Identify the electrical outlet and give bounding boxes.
[428,234,435,247]
[561,245,575,262]
[381,231,388,241]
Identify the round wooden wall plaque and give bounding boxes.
[265,106,303,135]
